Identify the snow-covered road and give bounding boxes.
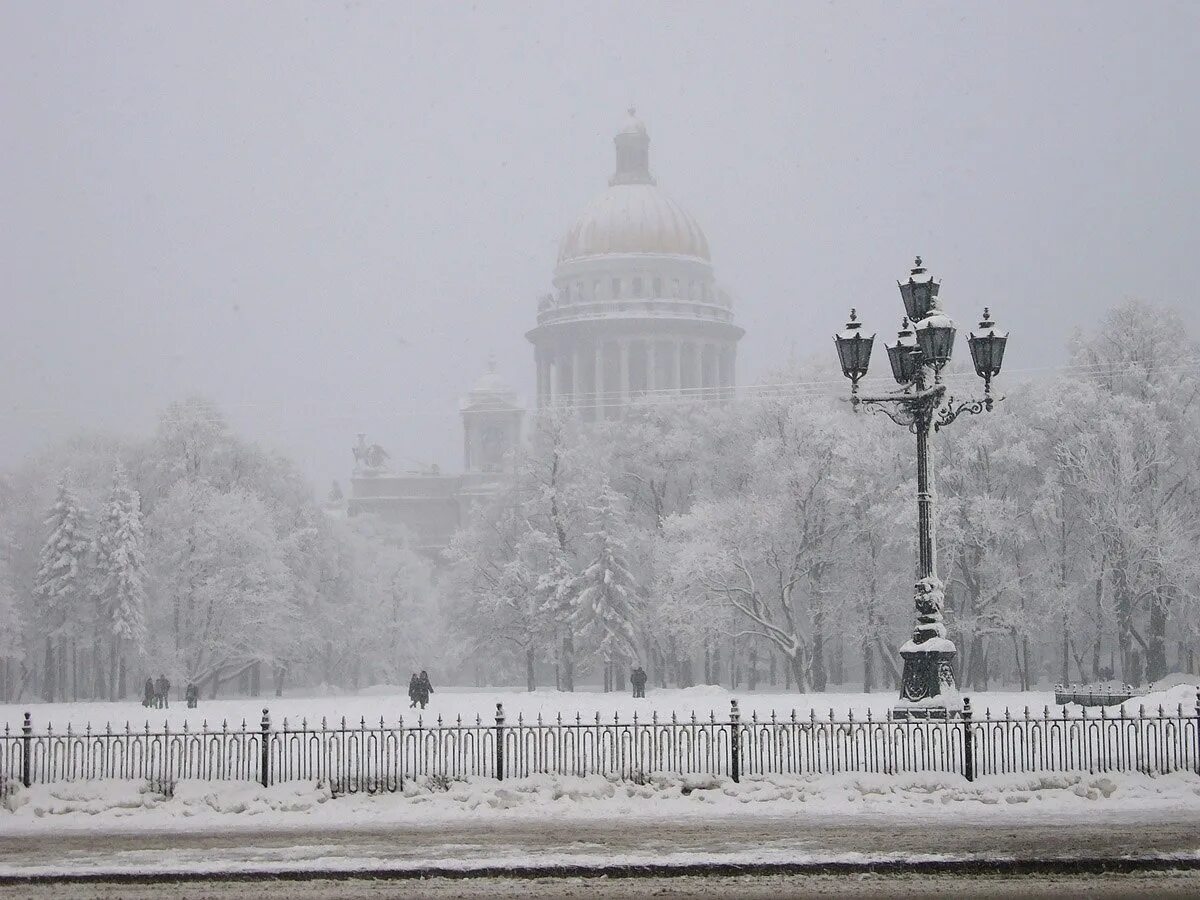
[1,815,1197,880]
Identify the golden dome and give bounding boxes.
[557,183,711,264]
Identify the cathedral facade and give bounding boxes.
[348,111,742,555]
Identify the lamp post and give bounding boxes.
[834,257,1009,718]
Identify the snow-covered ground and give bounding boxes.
[5,769,1200,836]
[4,681,1195,733]
[0,685,1061,732]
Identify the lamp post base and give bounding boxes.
[893,645,961,720]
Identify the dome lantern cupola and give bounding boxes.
[610,108,655,187]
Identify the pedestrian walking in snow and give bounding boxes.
[418,670,433,709]
[185,682,199,708]
[143,677,154,708]
[155,674,170,709]
[408,673,420,709]
[631,666,647,698]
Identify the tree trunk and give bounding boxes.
[525,648,536,692]
[250,661,262,697]
[1146,591,1169,684]
[810,609,827,692]
[274,664,286,698]
[118,656,127,699]
[788,649,811,693]
[748,647,758,692]
[862,635,875,694]
[43,639,55,702]
[561,635,574,692]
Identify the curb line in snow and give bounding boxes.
[3,856,1200,885]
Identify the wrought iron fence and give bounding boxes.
[3,694,1198,792]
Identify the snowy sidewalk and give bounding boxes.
[2,770,1199,878]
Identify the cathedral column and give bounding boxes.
[674,340,684,393]
[594,343,604,418]
[647,340,658,393]
[690,341,703,395]
[619,340,630,406]
[571,343,581,407]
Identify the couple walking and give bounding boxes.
[408,670,433,709]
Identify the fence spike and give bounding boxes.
[341,716,347,729]
[847,709,853,723]
[1158,704,1164,719]
[360,716,367,728]
[595,712,601,725]
[537,713,543,726]
[866,708,872,723]
[321,716,327,729]
[1023,705,1030,720]
[652,711,658,725]
[457,715,463,726]
[690,711,696,724]
[556,713,562,725]
[810,709,816,723]
[437,714,443,727]
[633,711,638,725]
[283,717,289,730]
[575,712,581,726]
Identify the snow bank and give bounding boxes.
[4,769,1199,834]
[1120,682,1200,715]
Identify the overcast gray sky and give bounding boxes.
[3,1,1198,486]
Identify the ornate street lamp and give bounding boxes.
[968,308,1009,410]
[834,257,1009,719]
[834,309,875,399]
[885,318,919,386]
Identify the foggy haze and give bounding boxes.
[3,1,1198,485]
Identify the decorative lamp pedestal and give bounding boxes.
[893,644,961,720]
[892,577,961,720]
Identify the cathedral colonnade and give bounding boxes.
[534,333,737,420]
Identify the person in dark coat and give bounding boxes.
[155,674,170,709]
[417,670,433,709]
[143,677,155,708]
[631,666,647,698]
[185,682,199,709]
[408,673,421,709]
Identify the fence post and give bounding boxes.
[260,708,270,788]
[495,703,505,781]
[21,712,32,788]
[962,697,975,783]
[730,699,740,784]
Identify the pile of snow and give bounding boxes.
[1121,681,1200,715]
[4,769,1199,834]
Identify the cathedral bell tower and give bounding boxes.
[460,357,524,474]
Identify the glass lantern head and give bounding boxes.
[915,309,956,371]
[835,308,874,382]
[968,307,1009,379]
[886,317,920,385]
[898,256,941,322]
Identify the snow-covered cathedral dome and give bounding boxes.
[527,110,743,420]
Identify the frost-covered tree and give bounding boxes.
[572,482,642,689]
[92,466,148,699]
[33,477,90,701]
[147,481,295,694]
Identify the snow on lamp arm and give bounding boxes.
[833,256,1010,719]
